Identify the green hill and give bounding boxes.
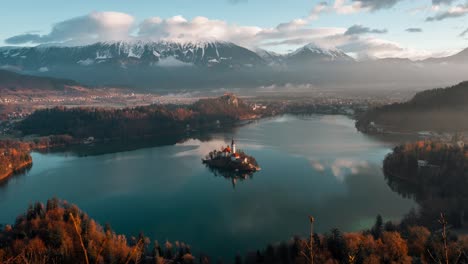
[0,69,80,91]
[192,93,256,120]
[17,94,257,139]
[356,81,468,133]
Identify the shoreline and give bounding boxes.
[357,125,464,139]
[202,158,261,173]
[0,160,33,182]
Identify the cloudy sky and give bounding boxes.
[1,0,467,59]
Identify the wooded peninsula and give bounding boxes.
[17,94,260,140]
[356,81,468,133]
[0,140,32,181]
[384,139,468,228]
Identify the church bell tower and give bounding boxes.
[231,138,236,154]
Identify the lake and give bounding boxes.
[0,115,415,260]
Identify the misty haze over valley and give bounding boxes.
[1,40,467,94]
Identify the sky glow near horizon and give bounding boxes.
[1,0,468,59]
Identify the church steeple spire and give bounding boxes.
[231,138,236,154]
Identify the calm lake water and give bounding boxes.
[0,115,415,260]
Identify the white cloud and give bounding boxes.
[311,0,404,16]
[432,0,458,5]
[275,19,308,31]
[331,159,368,179]
[332,0,458,15]
[3,10,452,60]
[338,36,454,60]
[406,4,439,17]
[426,2,468,21]
[156,56,193,67]
[6,11,134,45]
[77,58,94,66]
[138,16,262,46]
[339,37,403,57]
[334,0,369,14]
[137,15,346,51]
[307,0,369,17]
[353,0,405,10]
[308,2,329,20]
[310,160,326,172]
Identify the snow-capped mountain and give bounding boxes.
[0,41,357,73]
[0,40,266,71]
[285,43,355,65]
[1,41,466,91]
[255,48,285,66]
[256,44,353,66]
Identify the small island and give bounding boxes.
[202,139,260,173]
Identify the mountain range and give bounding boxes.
[0,41,265,70]
[1,41,467,91]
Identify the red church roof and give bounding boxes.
[223,146,231,153]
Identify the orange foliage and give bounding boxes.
[417,141,425,149]
[407,226,431,257]
[381,232,412,263]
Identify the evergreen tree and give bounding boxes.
[372,215,383,239]
[327,228,347,262]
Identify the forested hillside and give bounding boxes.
[383,140,468,227]
[1,199,468,263]
[18,94,258,139]
[356,81,468,133]
[0,140,32,180]
[0,69,80,91]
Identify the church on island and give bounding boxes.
[219,139,248,163]
[203,139,260,172]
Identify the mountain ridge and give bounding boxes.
[2,41,467,66]
[1,41,467,91]
[0,40,266,70]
